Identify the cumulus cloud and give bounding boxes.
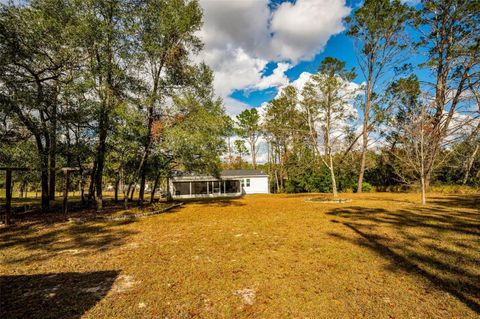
[253,63,292,91]
[197,0,351,114]
[205,47,268,99]
[270,0,350,62]
[198,0,271,58]
[223,96,252,117]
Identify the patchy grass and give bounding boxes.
[1,193,174,223]
[1,192,479,318]
[67,202,177,220]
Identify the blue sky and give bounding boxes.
[196,0,355,114]
[197,0,425,115]
[231,31,361,107]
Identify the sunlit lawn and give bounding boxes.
[1,192,479,318]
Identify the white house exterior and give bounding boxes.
[169,169,269,199]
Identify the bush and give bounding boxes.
[285,180,303,193]
[354,182,373,192]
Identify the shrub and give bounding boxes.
[285,180,303,193]
[354,182,373,192]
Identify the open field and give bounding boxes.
[1,192,479,318]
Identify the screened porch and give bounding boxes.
[172,180,241,197]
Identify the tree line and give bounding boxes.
[228,0,479,204]
[0,0,230,211]
[0,0,478,209]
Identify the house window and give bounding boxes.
[246,178,250,187]
[241,179,244,187]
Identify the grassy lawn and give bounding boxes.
[1,192,479,318]
[0,191,127,207]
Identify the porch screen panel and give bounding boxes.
[192,181,208,195]
[212,181,221,193]
[173,182,190,196]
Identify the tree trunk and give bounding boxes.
[19,182,24,199]
[150,175,160,204]
[123,183,128,209]
[93,1,116,211]
[138,106,154,204]
[49,103,57,200]
[88,161,96,201]
[139,173,146,203]
[126,182,132,200]
[121,171,128,209]
[80,179,85,205]
[425,171,431,191]
[94,110,108,210]
[165,177,173,202]
[463,143,479,184]
[34,135,50,212]
[5,169,12,225]
[40,155,50,211]
[357,141,367,193]
[251,141,256,169]
[420,176,427,205]
[114,175,119,202]
[420,110,427,205]
[138,58,165,203]
[329,156,338,197]
[130,186,135,201]
[357,77,372,193]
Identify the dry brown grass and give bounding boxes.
[1,192,479,318]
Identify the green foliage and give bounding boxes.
[235,108,260,139]
[235,107,261,168]
[161,68,230,177]
[0,0,229,206]
[357,182,373,193]
[345,0,413,54]
[233,140,249,157]
[289,167,333,193]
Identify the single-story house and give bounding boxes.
[170,169,269,199]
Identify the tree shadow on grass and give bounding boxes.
[0,220,137,264]
[327,202,480,314]
[0,270,119,319]
[428,194,480,210]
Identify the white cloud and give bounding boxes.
[270,0,350,62]
[198,0,271,58]
[253,62,292,91]
[205,47,268,99]
[286,71,313,92]
[197,0,351,108]
[223,96,252,117]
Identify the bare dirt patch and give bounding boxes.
[233,288,256,306]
